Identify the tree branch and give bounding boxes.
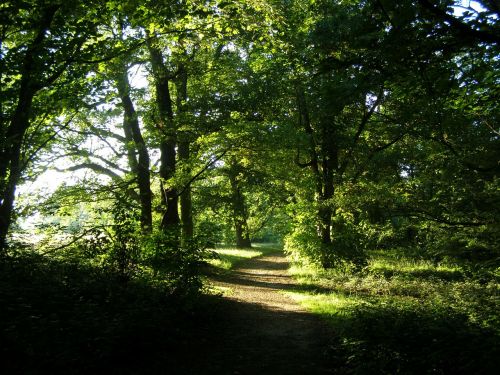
[405,208,494,227]
[55,162,123,181]
[339,89,384,176]
[417,0,500,45]
[176,150,228,197]
[352,132,406,182]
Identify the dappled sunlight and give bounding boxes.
[287,249,500,373]
[370,256,465,282]
[285,291,363,318]
[211,250,324,313]
[209,248,263,270]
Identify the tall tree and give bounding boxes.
[115,61,152,232]
[146,32,180,232]
[0,1,110,250]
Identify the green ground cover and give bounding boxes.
[209,243,280,270]
[286,248,500,374]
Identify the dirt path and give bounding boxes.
[189,251,336,375]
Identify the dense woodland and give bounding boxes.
[1,0,499,373]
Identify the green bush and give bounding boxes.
[195,219,223,248]
[340,302,500,374]
[284,215,367,271]
[141,230,217,297]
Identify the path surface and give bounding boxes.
[185,251,336,375]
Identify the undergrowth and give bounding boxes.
[0,248,221,374]
[287,247,500,374]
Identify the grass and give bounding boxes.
[209,243,280,270]
[286,248,500,374]
[206,243,281,296]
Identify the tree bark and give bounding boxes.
[175,65,194,242]
[0,7,58,250]
[319,124,338,246]
[228,161,252,248]
[116,67,152,233]
[146,35,180,232]
[0,94,33,250]
[295,85,333,246]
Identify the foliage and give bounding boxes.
[288,248,500,374]
[284,200,368,270]
[0,247,235,374]
[140,229,217,296]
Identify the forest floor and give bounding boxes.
[2,246,498,374]
[198,251,337,374]
[165,250,337,374]
[2,247,339,375]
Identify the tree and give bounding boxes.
[114,57,152,233]
[0,1,114,250]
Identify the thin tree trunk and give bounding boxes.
[0,99,32,250]
[0,8,57,250]
[228,162,252,248]
[178,142,193,241]
[296,86,332,244]
[175,64,194,243]
[318,125,337,246]
[296,85,340,267]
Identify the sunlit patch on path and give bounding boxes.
[203,251,335,375]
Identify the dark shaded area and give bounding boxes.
[169,298,337,375]
[2,250,499,374]
[329,304,500,375]
[0,253,184,374]
[0,253,335,374]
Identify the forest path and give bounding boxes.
[189,251,336,375]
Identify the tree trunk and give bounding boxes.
[0,9,57,250]
[146,35,180,232]
[234,220,252,248]
[296,85,332,244]
[178,142,193,241]
[0,95,33,250]
[296,85,339,267]
[175,65,194,243]
[228,162,252,248]
[318,128,337,246]
[116,67,152,233]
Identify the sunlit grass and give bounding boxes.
[209,248,263,270]
[210,285,235,296]
[286,291,363,319]
[369,252,465,281]
[209,243,280,270]
[287,248,500,373]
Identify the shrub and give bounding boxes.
[141,230,217,297]
[284,214,368,271]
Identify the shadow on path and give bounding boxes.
[180,251,338,375]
